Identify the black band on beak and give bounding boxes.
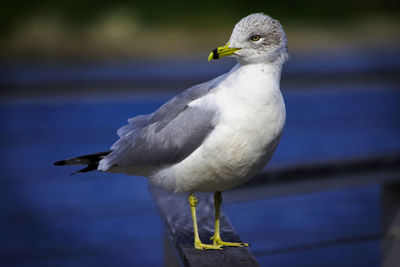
[212,48,219,59]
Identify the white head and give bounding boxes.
[209,13,289,65]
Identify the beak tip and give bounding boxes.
[208,48,219,62]
[208,53,213,61]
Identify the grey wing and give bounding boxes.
[148,74,223,131]
[99,75,224,171]
[116,114,153,137]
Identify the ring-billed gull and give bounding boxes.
[55,13,289,250]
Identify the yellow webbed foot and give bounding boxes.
[211,235,250,247]
[194,239,223,250]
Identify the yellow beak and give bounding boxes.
[208,43,241,61]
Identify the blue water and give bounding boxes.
[226,185,381,267]
[0,74,399,266]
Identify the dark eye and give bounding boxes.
[250,35,261,42]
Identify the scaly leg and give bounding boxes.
[211,191,249,247]
[189,192,222,250]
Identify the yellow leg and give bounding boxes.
[189,192,222,250]
[211,191,249,247]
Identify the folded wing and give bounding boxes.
[98,75,224,172]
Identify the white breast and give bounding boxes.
[151,62,286,193]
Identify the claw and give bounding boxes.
[211,235,249,247]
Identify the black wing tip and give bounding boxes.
[71,165,98,176]
[54,160,66,166]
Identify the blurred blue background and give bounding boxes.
[1,1,399,266]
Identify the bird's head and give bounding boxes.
[208,13,289,65]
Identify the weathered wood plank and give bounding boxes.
[150,185,260,267]
[381,182,400,267]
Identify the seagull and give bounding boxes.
[54,13,289,250]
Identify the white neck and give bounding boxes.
[228,59,284,93]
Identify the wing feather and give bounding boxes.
[99,75,224,172]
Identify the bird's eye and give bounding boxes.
[250,35,261,42]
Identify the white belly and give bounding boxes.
[151,79,286,193]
